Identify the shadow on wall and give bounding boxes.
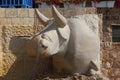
[0,36,52,80]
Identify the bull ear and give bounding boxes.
[36,9,49,26]
[52,5,67,28]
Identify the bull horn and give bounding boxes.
[36,9,49,26]
[52,5,67,28]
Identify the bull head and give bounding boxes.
[27,6,70,57]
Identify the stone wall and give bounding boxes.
[0,8,99,80]
[97,8,120,80]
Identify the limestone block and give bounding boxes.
[6,8,18,18]
[76,8,86,15]
[11,18,24,26]
[63,8,77,18]
[5,18,12,26]
[85,8,97,14]
[34,18,43,26]
[0,18,11,26]
[0,26,3,76]
[0,18,6,25]
[23,18,34,26]
[29,9,35,18]
[18,9,29,17]
[0,8,5,17]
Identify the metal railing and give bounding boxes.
[0,0,33,8]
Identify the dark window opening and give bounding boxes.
[112,25,120,42]
[8,0,10,4]
[11,0,14,4]
[0,0,2,5]
[20,0,22,4]
[3,0,6,4]
[15,0,18,4]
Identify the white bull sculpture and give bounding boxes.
[27,6,100,76]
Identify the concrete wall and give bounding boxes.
[0,8,98,80]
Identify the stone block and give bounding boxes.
[29,9,35,18]
[11,18,24,26]
[18,9,29,18]
[23,18,34,26]
[85,8,97,14]
[0,26,3,76]
[63,8,77,18]
[75,8,86,15]
[34,18,43,26]
[0,8,5,17]
[0,18,11,26]
[6,8,18,18]
[110,8,120,15]
[0,18,9,26]
[5,18,12,26]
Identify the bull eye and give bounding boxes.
[41,44,47,49]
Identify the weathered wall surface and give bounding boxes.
[97,8,120,80]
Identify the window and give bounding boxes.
[112,25,120,42]
[0,0,2,5]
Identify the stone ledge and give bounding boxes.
[35,74,107,80]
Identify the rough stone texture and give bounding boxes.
[0,26,3,76]
[97,8,120,80]
[86,8,97,14]
[35,74,105,80]
[0,25,45,80]
[102,44,120,80]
